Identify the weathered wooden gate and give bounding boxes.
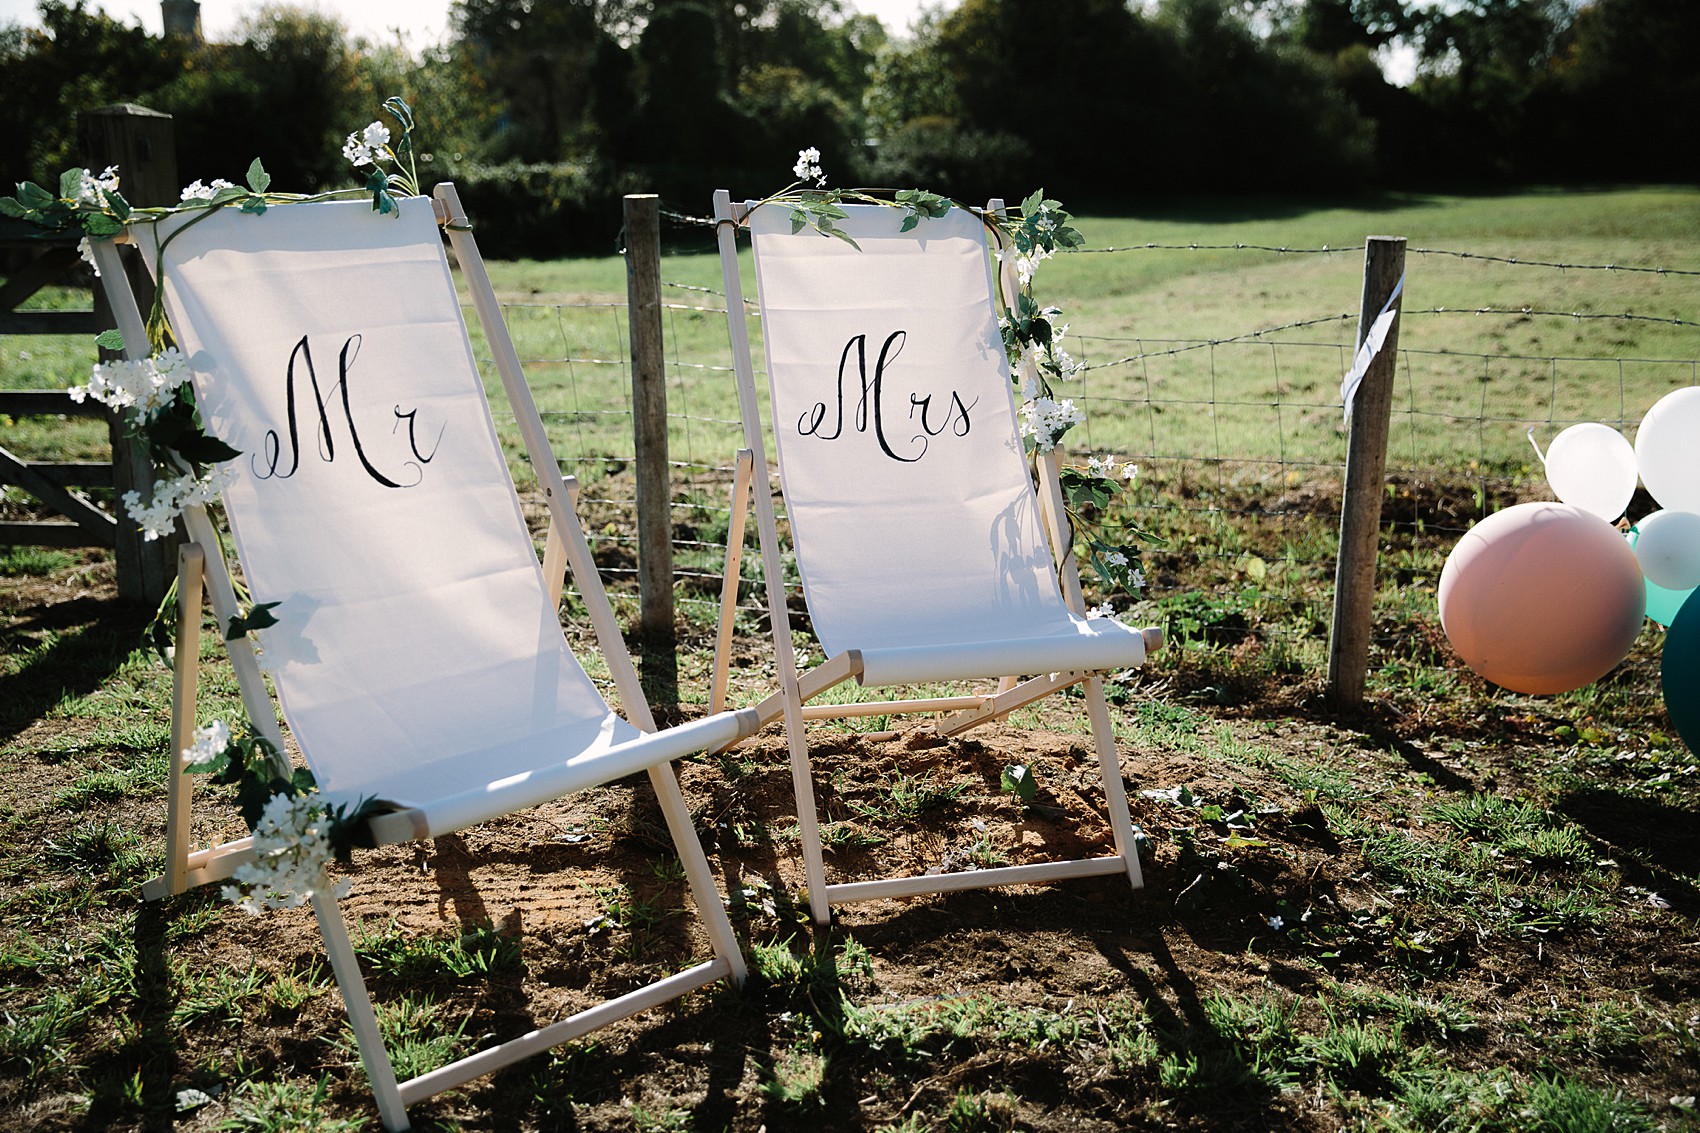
[1,104,178,603]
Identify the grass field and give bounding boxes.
[2,185,1698,1131]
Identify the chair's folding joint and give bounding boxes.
[365,805,431,847]
[749,650,863,728]
[729,706,763,744]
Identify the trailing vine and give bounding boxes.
[1,97,423,910]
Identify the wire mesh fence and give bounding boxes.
[481,229,1696,707]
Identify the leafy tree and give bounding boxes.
[0,1,182,182]
[1525,0,1700,182]
[449,0,625,162]
[148,6,387,191]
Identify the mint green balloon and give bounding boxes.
[1647,576,1696,627]
[1662,588,1700,754]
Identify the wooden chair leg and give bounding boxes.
[312,889,409,1131]
[1084,675,1145,890]
[163,543,205,898]
[710,449,754,716]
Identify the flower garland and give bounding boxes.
[755,151,1155,611]
[2,99,420,911]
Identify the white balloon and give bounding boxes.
[1633,509,1700,591]
[1543,422,1638,521]
[1635,387,1700,513]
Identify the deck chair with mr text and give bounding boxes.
[710,191,1164,926]
[95,185,757,1131]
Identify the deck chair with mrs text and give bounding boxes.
[95,185,757,1132]
[711,191,1164,926]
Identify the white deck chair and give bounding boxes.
[711,192,1164,926]
[94,184,756,1132]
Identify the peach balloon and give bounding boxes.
[1438,502,1645,694]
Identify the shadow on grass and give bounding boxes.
[0,595,147,747]
[1556,787,1700,914]
[73,901,179,1132]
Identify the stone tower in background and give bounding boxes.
[161,0,203,42]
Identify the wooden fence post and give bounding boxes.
[1326,235,1407,709]
[624,194,675,645]
[82,103,179,606]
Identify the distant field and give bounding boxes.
[5,185,1695,493]
[463,185,1700,492]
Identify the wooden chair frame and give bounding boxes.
[96,183,753,1132]
[711,191,1161,926]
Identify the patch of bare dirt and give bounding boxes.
[3,560,1697,1132]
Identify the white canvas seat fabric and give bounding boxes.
[102,188,751,1131]
[136,201,673,824]
[747,204,1150,685]
[715,192,1159,926]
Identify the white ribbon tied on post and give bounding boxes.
[1340,271,1405,422]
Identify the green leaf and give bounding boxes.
[146,401,195,447]
[789,209,808,235]
[820,223,861,251]
[171,430,242,466]
[225,601,282,640]
[105,187,131,221]
[17,180,54,208]
[382,95,415,132]
[58,168,84,200]
[246,158,270,194]
[239,195,268,215]
[1060,468,1117,511]
[82,214,123,237]
[94,329,126,351]
[1001,764,1038,804]
[0,197,28,219]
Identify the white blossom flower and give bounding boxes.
[1011,246,1054,286]
[342,121,392,168]
[1018,395,1084,452]
[179,178,234,202]
[72,165,120,209]
[77,236,99,277]
[1124,463,1139,481]
[792,146,826,186]
[122,463,236,541]
[1129,568,1147,590]
[222,792,350,914]
[69,347,193,416]
[1051,343,1083,379]
[1102,550,1129,568]
[1087,601,1115,619]
[181,719,232,769]
[1266,915,1285,930]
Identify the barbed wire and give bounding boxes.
[662,197,1699,276]
[1077,305,1697,370]
[1073,242,1338,256]
[1068,241,1700,276]
[1408,247,1700,276]
[1408,305,1699,327]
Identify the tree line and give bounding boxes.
[2,0,1694,256]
